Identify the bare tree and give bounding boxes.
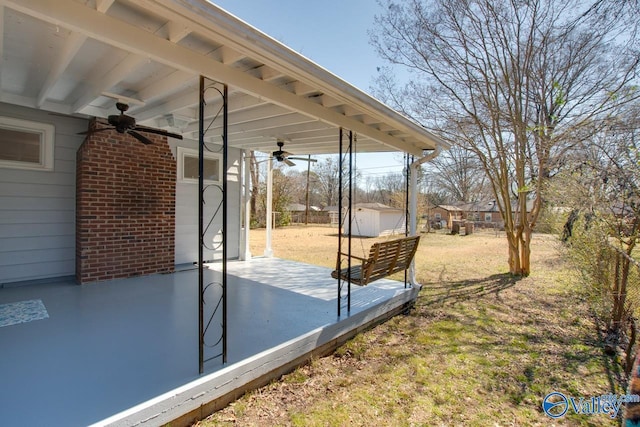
[373,172,405,207]
[371,0,640,275]
[552,103,640,360]
[423,145,489,203]
[312,156,361,207]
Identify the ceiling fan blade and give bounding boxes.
[284,158,296,167]
[288,157,318,163]
[134,125,183,140]
[128,130,153,145]
[77,127,112,135]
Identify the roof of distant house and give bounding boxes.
[435,205,464,212]
[354,203,402,212]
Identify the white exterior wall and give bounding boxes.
[345,209,379,237]
[379,211,406,236]
[171,139,241,265]
[0,103,242,284]
[343,209,405,238]
[0,103,87,285]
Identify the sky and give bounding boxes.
[212,0,410,179]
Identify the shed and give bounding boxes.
[344,203,405,237]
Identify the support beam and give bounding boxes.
[240,150,252,261]
[38,33,87,107]
[95,0,115,13]
[408,147,441,287]
[132,88,199,122]
[136,71,196,105]
[1,0,432,155]
[73,54,147,113]
[264,157,273,258]
[164,20,191,43]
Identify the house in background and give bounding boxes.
[462,199,535,227]
[345,203,406,237]
[430,204,465,229]
[323,205,341,226]
[426,199,535,231]
[286,203,325,224]
[460,200,502,225]
[428,200,533,231]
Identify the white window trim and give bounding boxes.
[177,146,221,184]
[485,213,493,222]
[0,116,55,171]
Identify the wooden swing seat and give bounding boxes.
[331,235,421,286]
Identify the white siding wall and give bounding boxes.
[171,139,241,265]
[0,106,243,283]
[379,211,406,236]
[0,103,87,285]
[345,209,378,237]
[343,209,406,237]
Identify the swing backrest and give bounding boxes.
[362,235,421,284]
[332,235,421,285]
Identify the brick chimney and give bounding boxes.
[76,119,176,284]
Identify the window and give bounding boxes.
[177,147,221,183]
[434,212,442,221]
[485,213,493,222]
[0,117,54,170]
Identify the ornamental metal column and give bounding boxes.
[404,153,411,288]
[337,128,354,317]
[198,76,228,374]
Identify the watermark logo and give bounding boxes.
[542,391,640,419]
[542,392,569,418]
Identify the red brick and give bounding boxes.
[76,118,176,284]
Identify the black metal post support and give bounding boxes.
[337,128,343,317]
[347,130,353,313]
[198,77,228,374]
[198,76,205,374]
[221,84,228,364]
[405,153,411,237]
[404,153,411,288]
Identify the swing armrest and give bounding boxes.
[337,252,370,262]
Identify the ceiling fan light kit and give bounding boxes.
[271,140,316,166]
[79,103,183,145]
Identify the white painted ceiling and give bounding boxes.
[0,0,446,156]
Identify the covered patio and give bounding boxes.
[0,0,447,425]
[0,258,417,426]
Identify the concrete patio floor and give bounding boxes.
[0,257,418,426]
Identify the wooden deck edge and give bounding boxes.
[101,287,419,427]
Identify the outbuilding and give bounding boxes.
[345,203,406,237]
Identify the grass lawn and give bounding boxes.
[198,225,625,426]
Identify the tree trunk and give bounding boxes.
[520,227,532,276]
[505,223,532,276]
[612,251,631,333]
[506,230,521,275]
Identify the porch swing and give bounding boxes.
[330,130,420,287]
[330,235,420,286]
